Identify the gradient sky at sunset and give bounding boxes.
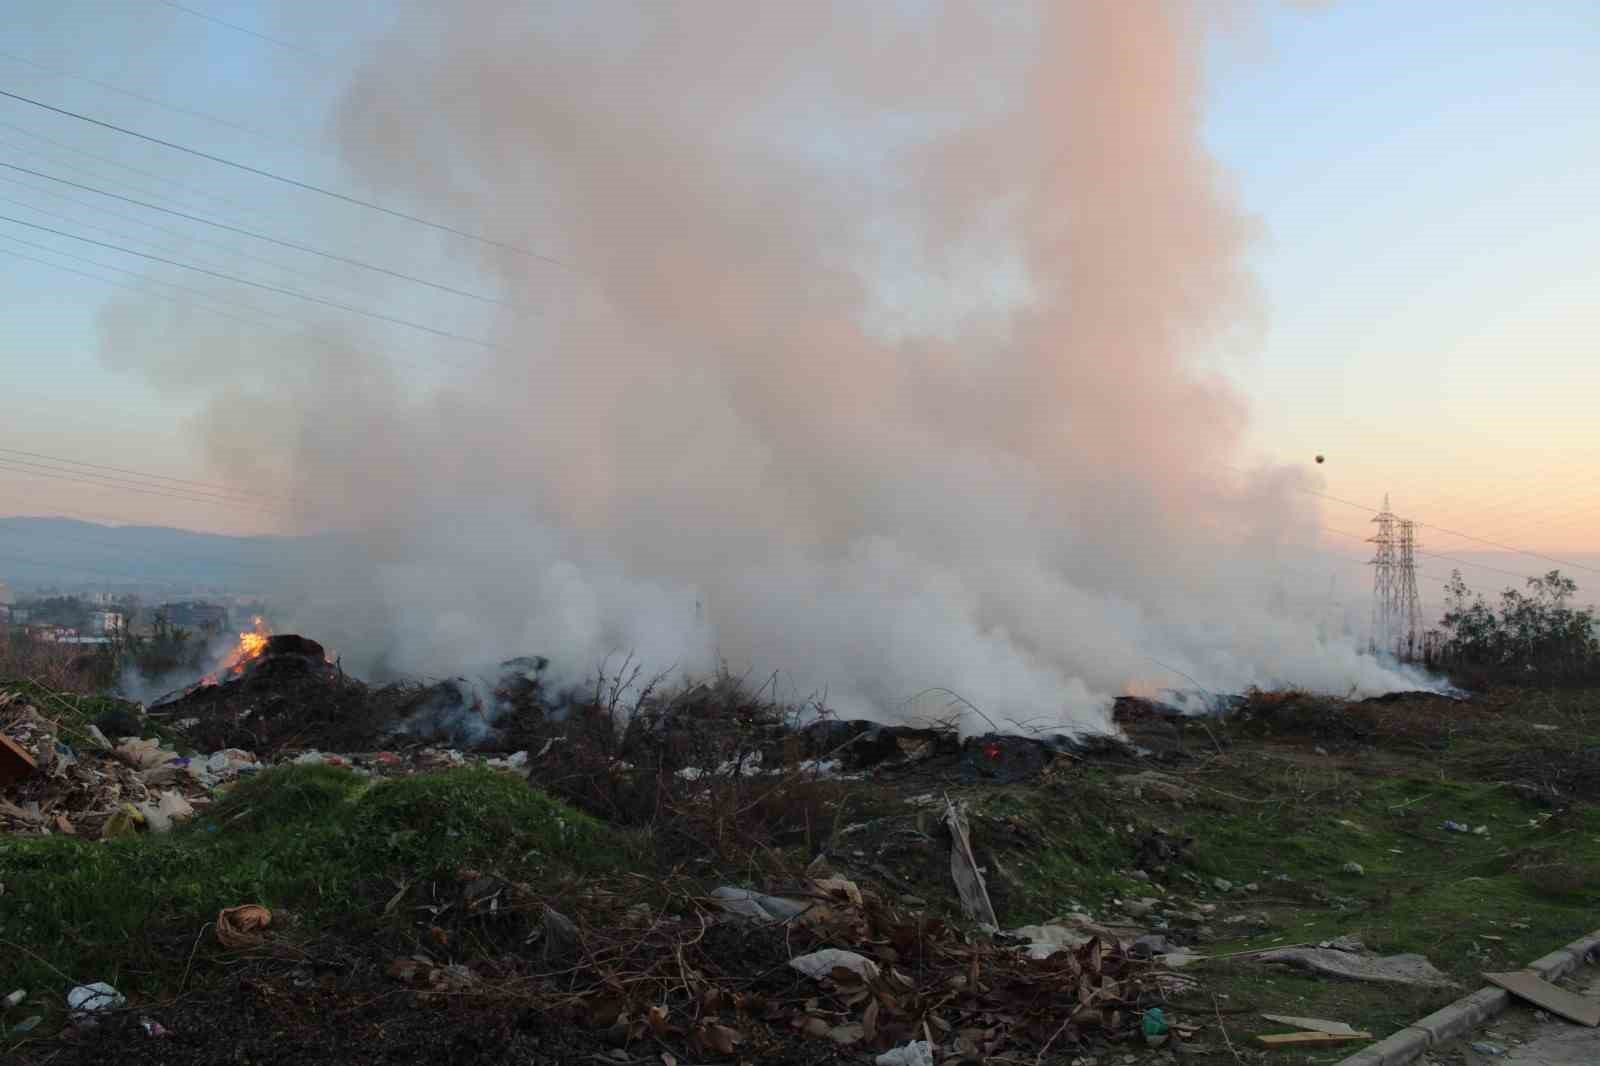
[4,0,1599,571]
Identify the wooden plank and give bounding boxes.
[1257,1031,1372,1047]
[0,734,37,786]
[1485,970,1600,1027]
[1260,1014,1361,1036]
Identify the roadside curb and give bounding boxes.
[1332,929,1600,1066]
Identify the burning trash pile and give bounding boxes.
[148,624,383,754]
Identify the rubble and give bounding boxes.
[1,693,216,838]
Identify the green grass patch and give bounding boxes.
[1142,749,1600,1062]
[0,765,632,1007]
[975,771,1150,922]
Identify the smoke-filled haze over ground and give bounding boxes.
[25,0,1576,730]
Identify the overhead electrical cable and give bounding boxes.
[0,212,500,347]
[0,86,570,267]
[0,242,473,378]
[0,163,511,306]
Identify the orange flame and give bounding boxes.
[208,617,271,682]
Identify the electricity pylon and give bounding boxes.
[1369,495,1397,656]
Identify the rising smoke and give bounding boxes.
[103,1,1437,733]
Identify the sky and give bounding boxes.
[2,0,1599,612]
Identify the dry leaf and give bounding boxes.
[703,1023,741,1054]
[216,904,272,948]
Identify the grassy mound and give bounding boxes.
[0,765,630,1000]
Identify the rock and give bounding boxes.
[1212,878,1233,892]
[1342,862,1365,876]
[1131,934,1178,959]
[1124,897,1161,918]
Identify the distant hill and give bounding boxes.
[0,516,310,593]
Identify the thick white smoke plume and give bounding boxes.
[106,2,1437,732]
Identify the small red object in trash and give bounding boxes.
[373,751,400,765]
[984,743,1002,760]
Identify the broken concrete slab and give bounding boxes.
[1483,970,1600,1027]
[1256,945,1459,989]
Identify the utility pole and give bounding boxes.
[1369,495,1397,657]
[1396,519,1422,661]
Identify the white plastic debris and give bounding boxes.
[136,791,196,833]
[205,749,258,776]
[710,886,810,924]
[3,988,24,1008]
[292,751,327,765]
[876,1040,935,1066]
[67,982,125,1016]
[789,949,879,982]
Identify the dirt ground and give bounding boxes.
[8,682,1600,1065]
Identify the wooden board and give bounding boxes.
[1260,1014,1361,1036]
[0,734,37,786]
[1257,1031,1372,1047]
[1485,970,1600,1027]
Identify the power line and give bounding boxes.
[0,85,570,267]
[153,0,332,66]
[0,240,471,380]
[0,212,500,347]
[0,179,404,313]
[0,160,513,307]
[1320,526,1533,582]
[1243,469,1600,576]
[0,458,282,512]
[1314,486,1600,576]
[0,47,305,150]
[0,120,272,221]
[0,446,289,502]
[0,456,281,510]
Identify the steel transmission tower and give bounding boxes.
[1368,496,1423,660]
[1369,496,1397,655]
[1396,520,1422,660]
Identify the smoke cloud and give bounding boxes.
[103,1,1433,733]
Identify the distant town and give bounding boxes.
[0,576,268,647]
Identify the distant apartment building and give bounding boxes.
[88,610,124,636]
